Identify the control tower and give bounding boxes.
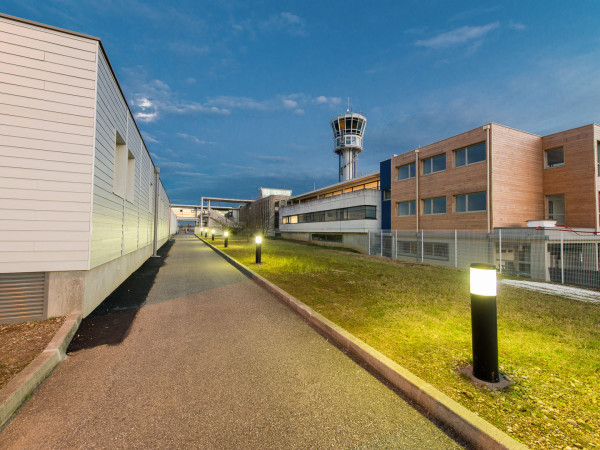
[331,112,366,182]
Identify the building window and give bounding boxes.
[455,142,485,167]
[113,131,135,203]
[422,154,446,175]
[311,234,343,243]
[397,200,416,216]
[397,163,416,180]
[547,194,565,225]
[545,147,564,168]
[423,242,449,261]
[282,205,376,224]
[455,192,486,213]
[383,190,391,201]
[422,197,446,215]
[397,241,417,256]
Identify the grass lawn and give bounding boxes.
[212,235,600,450]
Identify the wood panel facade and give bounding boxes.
[388,123,599,232]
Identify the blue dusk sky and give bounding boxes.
[2,1,600,204]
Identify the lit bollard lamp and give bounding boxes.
[224,231,229,248]
[211,229,215,241]
[255,236,262,264]
[204,229,208,238]
[470,263,499,383]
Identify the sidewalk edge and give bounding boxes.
[0,312,82,429]
[198,237,526,450]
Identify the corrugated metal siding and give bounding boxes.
[0,272,46,324]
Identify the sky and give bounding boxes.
[2,1,600,204]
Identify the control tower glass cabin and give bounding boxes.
[331,113,366,182]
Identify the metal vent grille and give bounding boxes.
[0,273,46,324]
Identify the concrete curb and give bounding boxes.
[198,236,526,450]
[0,312,82,429]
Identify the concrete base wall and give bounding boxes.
[47,237,170,318]
[280,232,368,253]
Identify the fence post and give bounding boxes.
[380,232,383,257]
[368,231,371,255]
[421,229,424,263]
[454,229,458,268]
[560,231,564,284]
[499,229,502,274]
[394,230,397,259]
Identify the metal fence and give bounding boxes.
[368,228,600,289]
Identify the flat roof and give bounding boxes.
[290,171,380,201]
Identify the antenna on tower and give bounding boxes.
[347,97,350,113]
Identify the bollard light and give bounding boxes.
[255,235,262,264]
[224,231,229,248]
[211,229,215,241]
[470,263,499,383]
[204,228,208,238]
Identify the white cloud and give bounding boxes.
[141,131,159,144]
[415,22,499,50]
[508,21,526,31]
[176,133,215,146]
[283,99,298,109]
[150,152,193,170]
[260,12,306,36]
[315,96,342,107]
[131,79,230,122]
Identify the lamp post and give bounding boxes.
[224,231,229,248]
[470,263,499,383]
[211,229,215,241]
[255,236,262,264]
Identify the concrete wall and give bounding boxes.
[0,16,97,273]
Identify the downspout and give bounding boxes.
[152,167,160,257]
[483,125,491,234]
[415,149,420,232]
[594,130,599,233]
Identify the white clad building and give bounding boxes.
[0,14,176,323]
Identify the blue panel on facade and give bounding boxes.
[380,159,391,230]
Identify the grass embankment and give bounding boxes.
[211,235,600,449]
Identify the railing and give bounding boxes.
[369,228,600,289]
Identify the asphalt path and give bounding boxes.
[0,234,463,448]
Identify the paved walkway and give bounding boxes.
[0,235,462,448]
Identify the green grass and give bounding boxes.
[210,235,600,449]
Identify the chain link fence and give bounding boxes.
[369,228,600,289]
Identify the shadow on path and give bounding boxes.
[68,240,175,353]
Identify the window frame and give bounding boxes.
[397,200,416,217]
[545,147,564,169]
[422,153,446,175]
[397,162,416,181]
[455,191,487,213]
[422,196,446,215]
[454,142,486,168]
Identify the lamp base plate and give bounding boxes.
[459,366,513,390]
